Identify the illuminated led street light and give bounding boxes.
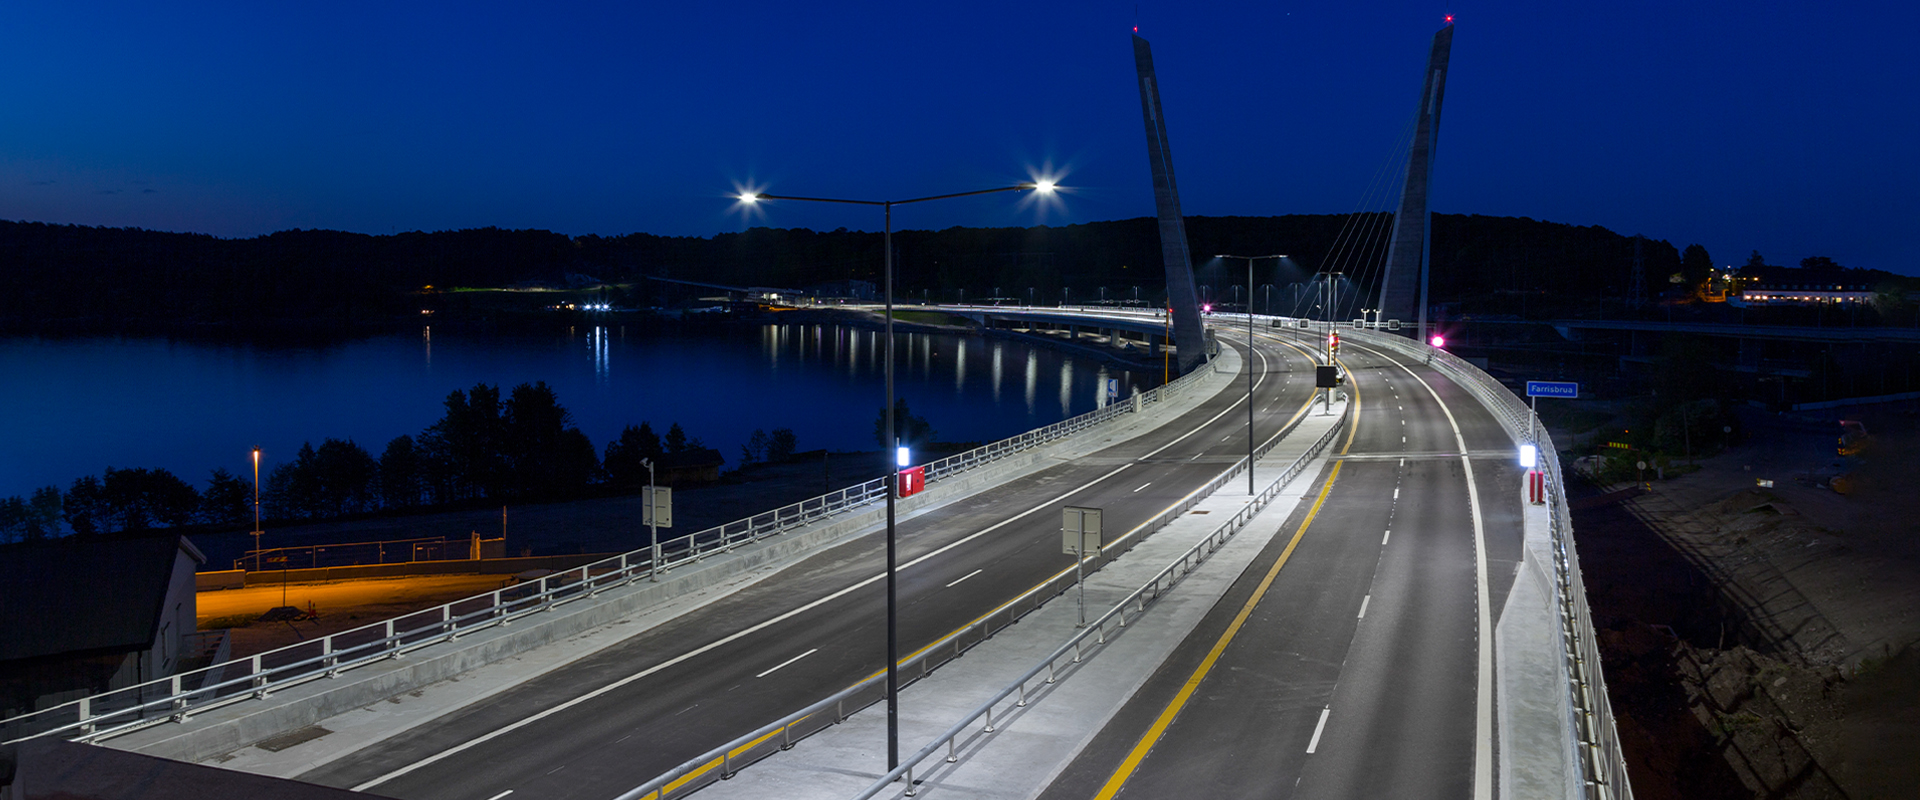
[735,177,1058,775]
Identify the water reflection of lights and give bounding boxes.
[991,343,1003,402]
[1025,351,1038,413]
[422,326,432,370]
[1059,359,1074,416]
[1095,366,1110,409]
[954,339,967,391]
[591,326,609,382]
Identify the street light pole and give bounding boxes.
[736,179,1054,775]
[642,458,658,581]
[1217,255,1285,496]
[251,447,262,572]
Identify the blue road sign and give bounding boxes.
[1525,381,1579,399]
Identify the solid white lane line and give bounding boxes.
[352,463,1136,791]
[755,648,818,679]
[1136,343,1275,460]
[1133,482,1153,492]
[946,569,983,588]
[1306,707,1331,753]
[1382,529,1390,545]
[484,791,514,800]
[1358,595,1371,619]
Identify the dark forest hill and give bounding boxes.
[3,214,1906,332]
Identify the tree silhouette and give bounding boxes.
[202,468,251,525]
[767,428,797,462]
[378,435,425,509]
[874,398,934,449]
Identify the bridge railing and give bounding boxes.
[617,387,1347,800]
[0,335,1216,747]
[1339,324,1633,800]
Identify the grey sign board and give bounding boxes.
[1062,506,1102,556]
[643,486,672,528]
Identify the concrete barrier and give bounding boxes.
[203,554,621,589]
[194,570,246,592]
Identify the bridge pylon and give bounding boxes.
[1131,34,1207,374]
[1378,22,1455,338]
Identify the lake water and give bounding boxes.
[0,323,1156,500]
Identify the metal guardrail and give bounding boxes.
[616,372,1344,800]
[0,346,1216,747]
[1340,325,1633,800]
[234,535,468,571]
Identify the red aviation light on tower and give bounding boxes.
[1444,14,1454,24]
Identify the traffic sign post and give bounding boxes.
[1522,382,1579,504]
[641,458,669,581]
[1062,507,1103,628]
[1522,381,1580,445]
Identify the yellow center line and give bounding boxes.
[1092,459,1345,800]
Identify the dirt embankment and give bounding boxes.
[1567,402,1920,799]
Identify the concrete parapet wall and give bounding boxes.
[200,553,619,590]
[1497,498,1580,799]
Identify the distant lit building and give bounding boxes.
[1730,267,1874,307]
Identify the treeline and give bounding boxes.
[9,214,1913,333]
[0,383,799,543]
[0,214,1791,327]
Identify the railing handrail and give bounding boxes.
[2,325,1219,746]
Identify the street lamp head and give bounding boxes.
[737,192,760,203]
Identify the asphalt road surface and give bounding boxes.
[1034,334,1525,800]
[299,331,1328,800]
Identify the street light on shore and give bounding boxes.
[1217,255,1285,496]
[251,447,262,572]
[735,178,1055,774]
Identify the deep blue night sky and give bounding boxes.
[4,1,1916,274]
